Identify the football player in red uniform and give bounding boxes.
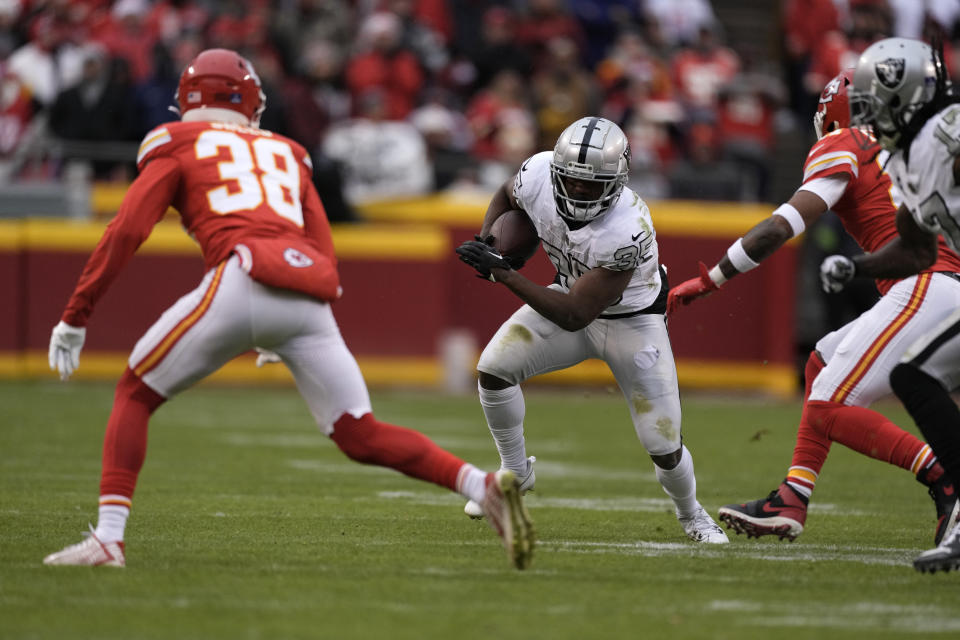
[43,49,534,570]
[668,69,960,543]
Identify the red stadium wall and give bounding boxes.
[1,195,798,394]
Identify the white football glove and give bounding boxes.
[254,347,282,367]
[820,255,856,293]
[48,321,86,381]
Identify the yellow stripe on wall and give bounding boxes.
[357,195,781,238]
[0,221,23,249]
[0,219,448,261]
[93,184,782,239]
[3,351,797,396]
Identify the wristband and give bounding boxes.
[772,203,805,237]
[726,238,760,273]
[708,265,728,286]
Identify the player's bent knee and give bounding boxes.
[115,367,166,413]
[330,413,379,463]
[891,362,943,398]
[478,371,512,390]
[650,447,682,470]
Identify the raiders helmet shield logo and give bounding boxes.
[875,57,906,89]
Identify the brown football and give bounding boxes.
[490,209,539,265]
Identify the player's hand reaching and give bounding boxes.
[820,255,856,293]
[456,240,513,282]
[48,321,86,381]
[667,262,719,315]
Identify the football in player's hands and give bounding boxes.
[490,210,539,269]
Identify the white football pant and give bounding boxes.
[129,255,372,433]
[810,272,960,406]
[478,295,681,456]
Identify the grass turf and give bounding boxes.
[3,380,960,639]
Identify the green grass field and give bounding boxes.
[3,379,960,639]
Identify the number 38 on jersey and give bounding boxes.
[196,128,304,226]
[137,121,310,228]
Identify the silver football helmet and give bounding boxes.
[849,37,938,150]
[550,117,630,222]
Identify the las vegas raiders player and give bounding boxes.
[456,116,728,543]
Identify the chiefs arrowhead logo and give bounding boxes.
[820,75,843,104]
[875,57,906,89]
[283,248,314,268]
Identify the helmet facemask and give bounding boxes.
[550,163,626,222]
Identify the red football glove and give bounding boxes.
[667,261,720,315]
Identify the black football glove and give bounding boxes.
[456,240,512,282]
[473,234,526,270]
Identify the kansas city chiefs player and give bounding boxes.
[669,69,960,543]
[44,49,534,570]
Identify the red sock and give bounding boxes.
[788,352,831,495]
[805,400,931,472]
[99,368,166,499]
[331,413,465,491]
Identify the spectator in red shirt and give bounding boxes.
[91,0,156,84]
[670,24,740,122]
[716,59,785,201]
[345,12,424,121]
[782,0,840,119]
[515,0,587,72]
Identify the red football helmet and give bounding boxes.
[813,68,855,139]
[176,49,265,125]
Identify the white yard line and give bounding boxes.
[371,489,872,516]
[708,600,960,633]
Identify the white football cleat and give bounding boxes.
[482,469,535,569]
[43,525,126,567]
[679,505,729,544]
[915,521,960,573]
[465,456,536,519]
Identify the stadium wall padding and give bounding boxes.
[1,195,798,394]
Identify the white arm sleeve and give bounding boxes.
[796,174,851,209]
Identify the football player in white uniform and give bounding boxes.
[455,117,728,543]
[824,37,960,572]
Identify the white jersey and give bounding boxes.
[886,103,960,253]
[513,151,664,316]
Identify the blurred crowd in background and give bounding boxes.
[1,0,960,223]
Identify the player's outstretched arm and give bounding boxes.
[51,158,180,381]
[667,189,828,314]
[820,205,938,292]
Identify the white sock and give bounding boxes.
[456,464,489,503]
[478,382,528,472]
[95,495,131,543]
[654,445,699,518]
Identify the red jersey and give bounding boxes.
[801,127,960,295]
[63,120,339,326]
